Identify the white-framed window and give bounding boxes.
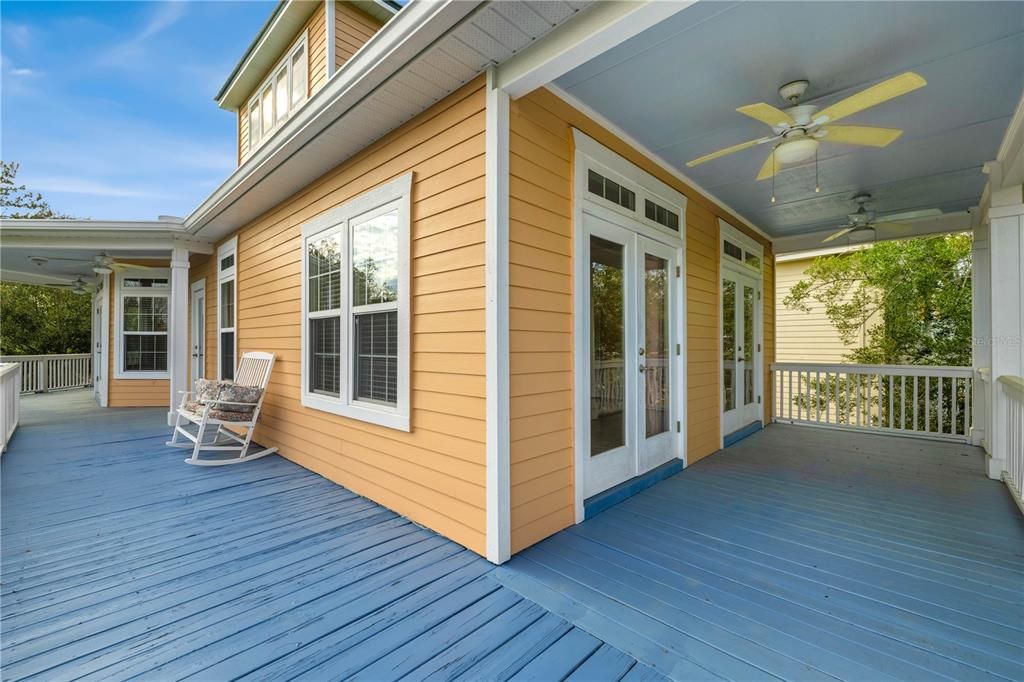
[247,32,308,153]
[114,271,170,379]
[300,173,411,431]
[217,237,238,381]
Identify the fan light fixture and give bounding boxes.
[93,265,114,275]
[773,137,818,165]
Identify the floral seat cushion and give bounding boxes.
[184,379,263,421]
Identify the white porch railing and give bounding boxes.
[0,354,93,394]
[997,375,1024,513]
[0,363,21,453]
[771,362,974,442]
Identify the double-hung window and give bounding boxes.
[301,173,411,431]
[247,33,308,152]
[116,272,170,378]
[218,237,238,380]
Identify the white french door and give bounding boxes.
[584,211,679,498]
[191,281,206,384]
[721,269,761,436]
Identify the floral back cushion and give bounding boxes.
[216,382,263,416]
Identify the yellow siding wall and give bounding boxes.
[507,88,775,553]
[107,270,170,408]
[775,257,866,363]
[335,1,384,70]
[239,3,327,166]
[213,79,487,554]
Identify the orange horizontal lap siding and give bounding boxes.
[334,2,384,71]
[209,78,488,555]
[507,88,775,553]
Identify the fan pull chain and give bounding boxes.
[770,148,776,204]
[815,147,820,193]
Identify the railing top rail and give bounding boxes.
[997,375,1024,393]
[770,362,974,377]
[0,353,93,360]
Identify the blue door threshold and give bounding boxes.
[584,458,684,520]
[723,420,763,447]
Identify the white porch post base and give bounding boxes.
[168,246,191,427]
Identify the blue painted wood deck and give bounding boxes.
[1,391,662,681]
[498,425,1024,681]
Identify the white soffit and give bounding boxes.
[189,0,589,240]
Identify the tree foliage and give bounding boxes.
[784,234,973,366]
[1,283,92,355]
[1,161,91,355]
[1,161,70,219]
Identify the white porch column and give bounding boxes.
[985,185,1024,480]
[971,220,991,449]
[168,246,191,426]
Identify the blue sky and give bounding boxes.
[2,1,276,220]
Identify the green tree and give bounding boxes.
[784,233,973,366]
[1,161,69,219]
[1,161,91,355]
[783,234,973,432]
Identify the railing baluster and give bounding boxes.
[888,374,894,429]
[938,376,944,434]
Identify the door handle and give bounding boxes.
[639,364,646,374]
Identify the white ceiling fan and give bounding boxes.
[29,253,163,275]
[822,193,917,243]
[687,72,926,180]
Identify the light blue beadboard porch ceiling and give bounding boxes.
[555,1,1024,237]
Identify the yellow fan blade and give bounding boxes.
[687,137,770,167]
[873,221,914,234]
[822,226,856,243]
[736,103,795,128]
[755,151,778,181]
[819,125,903,147]
[815,72,926,124]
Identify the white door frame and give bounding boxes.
[572,130,687,521]
[718,219,764,444]
[190,279,206,385]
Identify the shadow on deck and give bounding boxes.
[1,391,660,681]
[498,425,1024,681]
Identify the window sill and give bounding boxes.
[114,371,170,380]
[301,393,409,432]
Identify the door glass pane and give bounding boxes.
[743,285,755,406]
[644,253,669,438]
[220,280,234,328]
[722,278,735,411]
[590,236,625,456]
[221,331,235,380]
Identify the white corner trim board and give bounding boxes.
[484,68,511,565]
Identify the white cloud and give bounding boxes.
[3,22,32,50]
[97,1,188,66]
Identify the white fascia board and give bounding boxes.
[494,0,696,99]
[0,219,183,232]
[186,0,481,239]
[546,83,773,244]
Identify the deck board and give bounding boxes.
[1,391,660,682]
[498,425,1024,682]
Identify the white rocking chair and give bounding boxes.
[167,351,279,466]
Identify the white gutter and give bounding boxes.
[186,0,482,238]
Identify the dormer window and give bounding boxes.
[247,33,309,153]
